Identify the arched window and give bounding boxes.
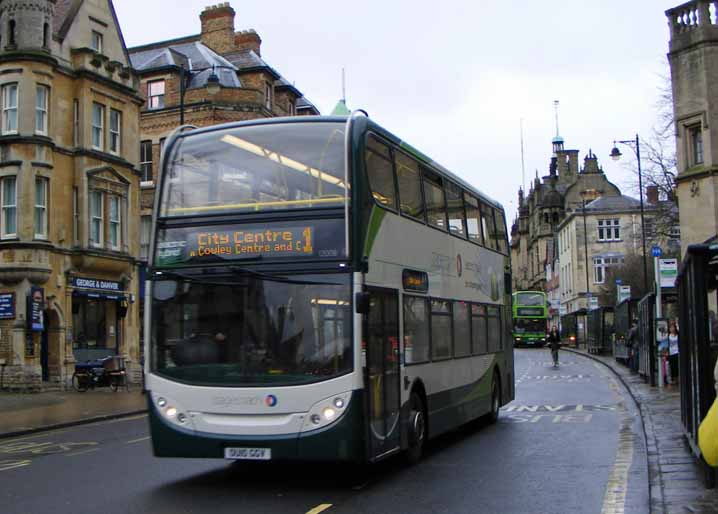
[8,20,16,46]
[43,23,49,48]
[552,212,559,224]
[543,213,549,224]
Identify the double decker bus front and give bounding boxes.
[146,120,364,462]
[513,292,547,347]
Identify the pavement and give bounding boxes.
[566,346,718,514]
[0,388,147,439]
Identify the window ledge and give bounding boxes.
[140,181,155,189]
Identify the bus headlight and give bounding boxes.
[152,393,194,430]
[301,392,352,433]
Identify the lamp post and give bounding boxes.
[580,189,597,348]
[178,64,225,125]
[610,134,649,293]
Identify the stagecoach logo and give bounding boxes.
[456,254,463,277]
[265,394,278,407]
[212,395,262,407]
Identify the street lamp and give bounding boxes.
[580,189,597,347]
[178,64,232,125]
[610,134,649,293]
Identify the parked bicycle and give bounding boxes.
[72,356,129,392]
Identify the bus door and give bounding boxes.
[364,288,401,460]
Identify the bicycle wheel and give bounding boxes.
[72,372,88,392]
[110,375,118,392]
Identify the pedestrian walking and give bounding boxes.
[547,326,561,367]
[627,321,639,373]
[668,320,679,386]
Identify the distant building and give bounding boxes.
[556,194,678,314]
[0,0,142,390]
[510,135,621,293]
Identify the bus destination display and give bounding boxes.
[516,307,544,317]
[156,220,344,265]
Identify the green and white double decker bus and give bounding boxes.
[145,113,514,464]
[512,291,548,347]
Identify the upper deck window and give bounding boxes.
[161,122,347,217]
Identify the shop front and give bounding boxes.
[70,277,129,363]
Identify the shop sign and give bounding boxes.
[0,292,15,319]
[27,287,44,332]
[71,277,122,292]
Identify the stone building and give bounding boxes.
[126,3,320,332]
[666,1,718,253]
[510,135,622,293]
[556,192,678,314]
[0,0,142,390]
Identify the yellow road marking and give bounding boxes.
[1,430,65,444]
[305,504,332,514]
[0,459,31,472]
[125,436,150,444]
[64,448,100,457]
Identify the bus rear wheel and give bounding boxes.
[405,392,426,465]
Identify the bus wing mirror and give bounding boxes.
[355,292,370,315]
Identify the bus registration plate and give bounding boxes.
[224,447,271,460]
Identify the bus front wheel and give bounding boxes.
[487,373,501,424]
[405,392,426,465]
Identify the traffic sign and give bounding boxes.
[615,278,622,285]
[651,245,662,258]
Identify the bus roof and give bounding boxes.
[171,115,505,213]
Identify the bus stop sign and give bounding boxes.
[652,245,662,258]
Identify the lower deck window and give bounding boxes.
[431,299,452,360]
[403,296,429,364]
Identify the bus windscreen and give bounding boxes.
[515,292,545,307]
[161,122,347,217]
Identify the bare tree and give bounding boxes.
[598,252,656,307]
[620,73,678,240]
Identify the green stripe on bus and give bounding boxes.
[364,206,386,258]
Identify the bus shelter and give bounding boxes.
[614,298,639,364]
[587,307,614,355]
[561,309,587,348]
[637,293,657,384]
[676,244,718,486]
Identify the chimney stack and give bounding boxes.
[235,29,262,56]
[200,3,236,54]
[646,185,659,205]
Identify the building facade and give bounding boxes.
[556,194,678,313]
[0,0,142,390]
[666,1,718,253]
[510,136,622,293]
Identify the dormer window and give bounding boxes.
[91,31,103,53]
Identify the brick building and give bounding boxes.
[0,0,142,390]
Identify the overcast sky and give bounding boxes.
[114,0,680,223]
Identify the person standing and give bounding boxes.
[668,320,679,386]
[547,326,561,367]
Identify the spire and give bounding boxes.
[552,99,565,155]
[331,68,351,115]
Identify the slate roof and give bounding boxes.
[129,41,240,89]
[296,96,320,114]
[584,195,642,211]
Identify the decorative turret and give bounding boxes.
[0,0,55,52]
